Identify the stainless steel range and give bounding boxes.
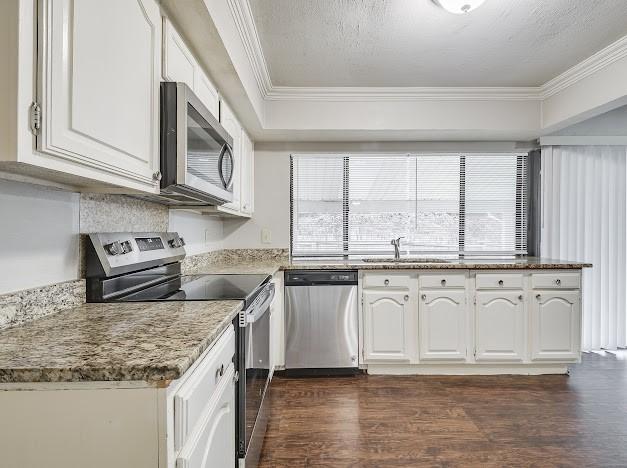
[85,232,274,468]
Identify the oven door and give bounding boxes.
[160,82,234,205]
[238,283,274,468]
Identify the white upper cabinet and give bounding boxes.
[240,129,254,215]
[194,72,220,122]
[530,290,581,361]
[362,290,415,362]
[219,100,241,213]
[475,291,525,362]
[38,0,162,191]
[162,17,219,119]
[419,290,467,361]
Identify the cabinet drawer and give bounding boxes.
[419,274,465,289]
[362,272,412,289]
[476,273,524,289]
[531,273,580,289]
[173,325,235,451]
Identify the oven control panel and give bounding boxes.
[87,232,186,277]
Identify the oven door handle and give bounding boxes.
[245,284,275,324]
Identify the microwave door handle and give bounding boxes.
[218,144,234,189]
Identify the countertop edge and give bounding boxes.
[279,263,592,271]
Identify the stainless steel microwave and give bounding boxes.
[146,82,234,206]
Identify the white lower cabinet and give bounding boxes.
[361,269,584,372]
[530,290,581,361]
[0,326,237,468]
[418,289,467,361]
[362,290,415,362]
[175,364,236,468]
[475,291,525,361]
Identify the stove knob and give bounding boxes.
[104,241,124,256]
[179,237,186,246]
[120,241,133,254]
[168,238,183,248]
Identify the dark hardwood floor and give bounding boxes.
[259,352,627,467]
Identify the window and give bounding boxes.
[290,153,528,257]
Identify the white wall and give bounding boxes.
[0,179,226,294]
[169,211,225,255]
[548,104,627,136]
[222,141,535,249]
[223,149,291,248]
[0,179,79,294]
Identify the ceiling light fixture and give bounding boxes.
[432,0,486,14]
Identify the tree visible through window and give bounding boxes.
[290,153,527,257]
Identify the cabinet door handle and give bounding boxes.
[404,295,409,302]
[555,279,561,285]
[152,171,162,182]
[440,279,447,286]
[518,294,523,301]
[421,294,426,301]
[498,280,504,286]
[536,294,541,300]
[384,279,390,286]
[215,364,225,381]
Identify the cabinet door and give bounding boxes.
[195,71,219,120]
[162,17,195,89]
[39,0,161,191]
[219,100,241,212]
[240,130,254,215]
[475,291,525,362]
[163,18,219,119]
[176,365,236,468]
[363,290,414,362]
[530,290,581,361]
[419,290,467,361]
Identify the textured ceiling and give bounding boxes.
[248,0,627,87]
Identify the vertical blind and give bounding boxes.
[541,145,627,351]
[291,153,528,257]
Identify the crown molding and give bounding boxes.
[227,0,273,97]
[541,35,627,99]
[264,86,543,101]
[230,1,627,103]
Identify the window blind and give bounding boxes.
[290,153,528,257]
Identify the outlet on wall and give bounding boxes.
[261,228,272,244]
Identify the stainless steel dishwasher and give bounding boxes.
[284,270,358,372]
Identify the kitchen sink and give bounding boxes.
[361,258,451,263]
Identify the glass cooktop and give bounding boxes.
[119,274,270,303]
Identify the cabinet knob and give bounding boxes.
[498,280,504,286]
[518,294,523,301]
[404,295,409,302]
[536,294,541,300]
[152,171,162,182]
[555,279,561,285]
[441,279,447,286]
[421,294,426,301]
[384,279,390,286]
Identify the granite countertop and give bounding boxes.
[185,254,591,275]
[0,300,242,384]
[286,257,592,270]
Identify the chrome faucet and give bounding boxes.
[391,237,404,260]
